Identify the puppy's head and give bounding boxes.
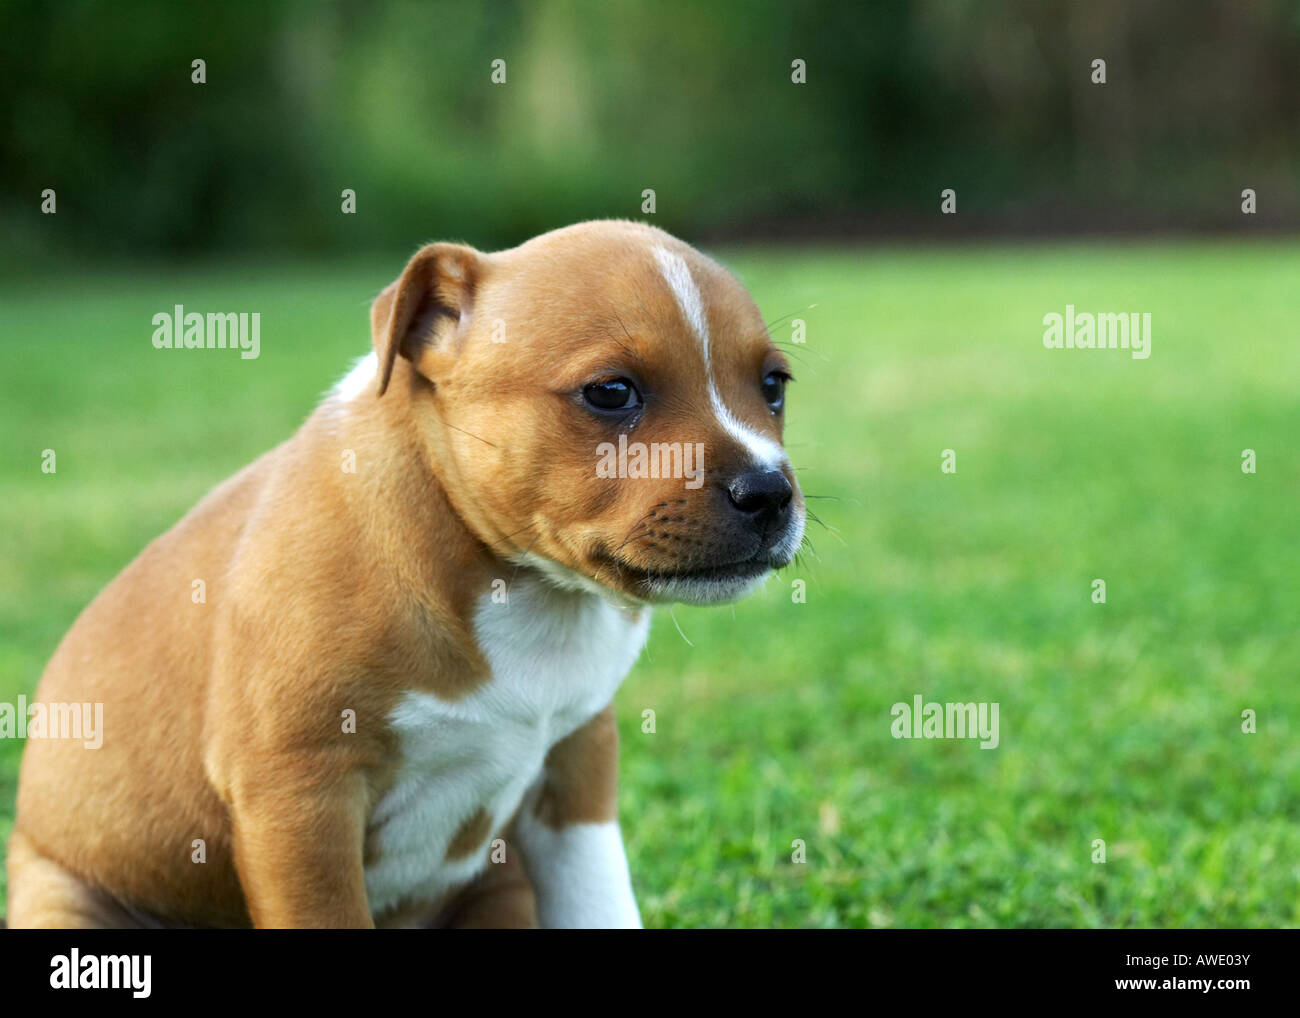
[370,220,804,605]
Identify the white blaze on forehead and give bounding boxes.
[653,247,710,352]
[651,245,785,470]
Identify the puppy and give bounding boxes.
[6,220,804,928]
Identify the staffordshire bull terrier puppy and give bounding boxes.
[7,220,804,928]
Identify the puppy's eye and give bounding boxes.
[761,371,790,412]
[583,378,641,413]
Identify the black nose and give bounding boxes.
[726,469,793,534]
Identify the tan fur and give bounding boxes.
[444,808,493,861]
[532,707,620,829]
[432,846,537,929]
[6,220,800,928]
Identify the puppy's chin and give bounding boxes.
[509,548,773,607]
[634,567,771,605]
[587,554,783,606]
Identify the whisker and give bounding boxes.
[668,607,694,648]
[441,419,502,450]
[771,346,814,367]
[763,309,802,333]
[806,514,847,553]
[485,523,537,553]
[604,310,644,364]
[613,504,663,556]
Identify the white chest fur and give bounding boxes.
[363,573,650,920]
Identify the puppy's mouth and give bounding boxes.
[598,554,772,585]
[591,551,781,605]
[584,502,807,605]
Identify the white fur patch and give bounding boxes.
[513,814,641,928]
[708,380,785,469]
[652,246,785,470]
[652,247,709,348]
[332,351,378,402]
[363,571,649,923]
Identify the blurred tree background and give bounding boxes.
[2,0,1299,263]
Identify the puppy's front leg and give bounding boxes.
[227,768,373,929]
[515,706,641,929]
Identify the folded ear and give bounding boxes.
[371,242,481,396]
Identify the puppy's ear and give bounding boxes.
[372,242,480,396]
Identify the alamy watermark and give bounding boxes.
[152,305,260,359]
[596,434,705,489]
[50,950,150,998]
[1043,304,1151,360]
[0,696,103,749]
[891,694,999,749]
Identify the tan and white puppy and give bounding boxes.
[6,220,803,929]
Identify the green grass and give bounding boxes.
[2,241,1298,926]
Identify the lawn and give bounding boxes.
[2,241,1298,926]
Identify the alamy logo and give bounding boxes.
[1042,304,1151,360]
[596,434,705,489]
[890,694,1000,749]
[50,950,151,998]
[152,304,261,359]
[0,696,103,749]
